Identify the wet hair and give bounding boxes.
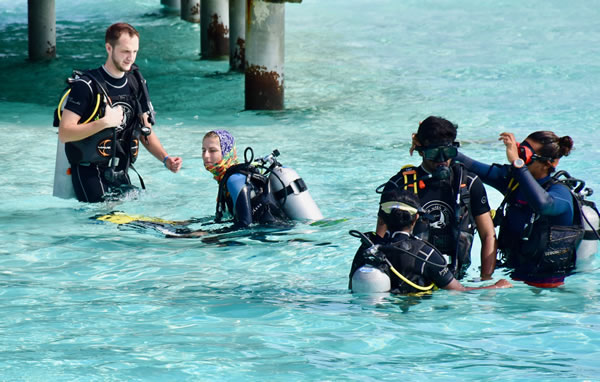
[526,131,573,159]
[416,116,458,146]
[105,23,139,47]
[378,188,421,233]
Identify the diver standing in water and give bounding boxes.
[201,129,322,229]
[349,187,512,293]
[57,23,182,203]
[377,116,497,280]
[455,131,594,287]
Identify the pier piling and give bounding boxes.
[245,0,285,110]
[27,0,56,61]
[181,0,201,23]
[201,0,230,60]
[229,0,246,72]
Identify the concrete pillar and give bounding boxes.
[201,0,230,60]
[245,0,285,110]
[229,0,246,71]
[181,0,201,23]
[28,0,56,61]
[161,0,181,14]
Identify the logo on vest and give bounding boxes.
[423,201,453,230]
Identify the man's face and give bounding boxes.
[107,33,139,73]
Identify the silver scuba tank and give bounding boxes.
[351,265,391,293]
[576,203,600,270]
[53,138,76,199]
[268,166,324,221]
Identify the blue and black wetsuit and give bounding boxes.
[456,152,578,284]
[217,165,289,228]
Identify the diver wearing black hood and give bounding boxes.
[377,116,497,280]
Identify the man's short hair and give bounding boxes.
[105,23,139,46]
[416,116,458,146]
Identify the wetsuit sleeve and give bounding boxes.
[63,77,94,119]
[227,174,253,227]
[421,246,455,288]
[455,152,510,193]
[512,167,574,218]
[468,176,491,216]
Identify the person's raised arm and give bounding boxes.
[455,152,508,192]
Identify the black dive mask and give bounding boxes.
[417,142,460,162]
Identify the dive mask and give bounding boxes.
[417,142,460,162]
[517,141,553,165]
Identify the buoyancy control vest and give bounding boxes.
[349,231,438,294]
[215,162,289,226]
[495,170,598,276]
[215,148,323,226]
[54,65,153,169]
[395,163,475,278]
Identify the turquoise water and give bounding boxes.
[1,0,600,380]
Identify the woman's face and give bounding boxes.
[202,136,223,169]
[525,138,560,179]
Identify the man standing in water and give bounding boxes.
[58,22,182,202]
[377,116,497,280]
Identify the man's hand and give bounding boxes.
[165,156,182,173]
[103,103,124,129]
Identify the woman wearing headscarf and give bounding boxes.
[202,130,289,228]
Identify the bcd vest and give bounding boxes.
[496,175,584,276]
[399,163,475,279]
[216,163,289,225]
[54,66,149,169]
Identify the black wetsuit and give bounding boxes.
[382,163,490,278]
[64,66,147,203]
[349,231,455,294]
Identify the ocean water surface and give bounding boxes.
[1,0,600,380]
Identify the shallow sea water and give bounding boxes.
[1,0,600,380]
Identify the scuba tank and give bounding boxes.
[351,265,391,293]
[576,200,600,270]
[551,171,600,270]
[253,149,324,221]
[53,139,76,199]
[269,166,324,221]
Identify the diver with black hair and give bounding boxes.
[377,116,497,281]
[57,22,182,203]
[349,187,512,294]
[455,131,597,287]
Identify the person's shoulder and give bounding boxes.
[384,164,420,185]
[414,238,448,266]
[548,178,574,197]
[227,172,246,185]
